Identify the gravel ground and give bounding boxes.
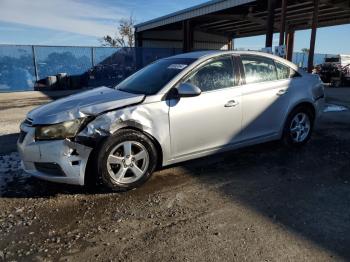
[0,89,350,261]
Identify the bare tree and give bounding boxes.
[101,16,135,47]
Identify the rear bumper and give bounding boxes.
[17,123,92,186]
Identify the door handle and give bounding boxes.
[225,100,239,107]
[276,89,288,96]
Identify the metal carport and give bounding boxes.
[135,0,350,72]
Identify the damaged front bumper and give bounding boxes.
[17,123,92,185]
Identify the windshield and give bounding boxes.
[117,58,196,95]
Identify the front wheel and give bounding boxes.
[96,129,158,191]
[282,107,314,147]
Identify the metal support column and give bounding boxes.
[286,28,295,61]
[135,32,143,48]
[308,0,319,73]
[32,45,39,83]
[91,47,95,67]
[134,32,143,69]
[227,35,234,50]
[279,0,287,46]
[265,0,276,48]
[182,20,193,52]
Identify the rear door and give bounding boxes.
[238,55,291,141]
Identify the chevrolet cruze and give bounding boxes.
[18,51,325,191]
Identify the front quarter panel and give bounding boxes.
[78,100,171,166]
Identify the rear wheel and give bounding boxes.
[97,130,158,191]
[282,107,314,147]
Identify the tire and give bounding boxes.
[96,129,158,191]
[282,106,314,147]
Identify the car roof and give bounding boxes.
[167,50,301,72]
[168,50,223,59]
[169,50,279,60]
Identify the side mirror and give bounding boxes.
[177,83,201,97]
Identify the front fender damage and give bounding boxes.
[78,106,156,139]
[75,103,170,166]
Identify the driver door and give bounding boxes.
[168,55,243,159]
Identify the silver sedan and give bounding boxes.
[18,51,325,191]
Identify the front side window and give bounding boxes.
[241,55,277,84]
[117,58,196,95]
[184,56,235,92]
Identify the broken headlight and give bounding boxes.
[35,118,86,140]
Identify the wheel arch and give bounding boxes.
[288,101,316,120]
[83,124,164,187]
[280,100,316,146]
[117,126,164,169]
[279,100,316,138]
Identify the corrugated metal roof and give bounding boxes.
[135,0,256,32]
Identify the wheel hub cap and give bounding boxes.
[290,112,311,143]
[124,157,132,166]
[106,141,149,184]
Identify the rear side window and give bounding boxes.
[241,55,277,84]
[275,61,300,80]
[185,56,235,92]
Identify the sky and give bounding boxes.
[0,0,349,54]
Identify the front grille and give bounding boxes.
[34,163,66,177]
[18,130,27,143]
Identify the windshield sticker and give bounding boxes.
[168,64,188,70]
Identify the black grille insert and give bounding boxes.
[34,163,66,177]
[23,118,33,126]
[18,131,27,143]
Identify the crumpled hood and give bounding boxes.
[28,87,145,125]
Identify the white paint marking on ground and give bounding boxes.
[323,104,348,113]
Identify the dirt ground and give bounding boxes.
[0,88,350,261]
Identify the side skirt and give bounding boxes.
[163,133,280,167]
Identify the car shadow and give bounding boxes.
[7,124,350,257]
[0,173,114,198]
[1,115,350,259]
[0,133,19,154]
[176,123,350,259]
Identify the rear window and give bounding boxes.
[241,55,277,84]
[117,58,196,95]
[275,61,300,79]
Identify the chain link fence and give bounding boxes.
[0,45,182,92]
[0,45,36,91]
[0,44,335,92]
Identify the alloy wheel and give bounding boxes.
[289,112,311,143]
[106,141,149,184]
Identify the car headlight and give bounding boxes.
[35,118,87,140]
